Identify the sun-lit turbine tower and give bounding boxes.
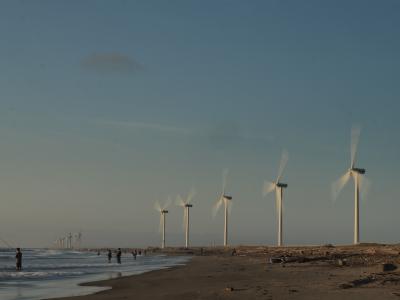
[213,170,233,247]
[275,182,287,246]
[176,189,195,248]
[184,203,193,248]
[154,199,171,249]
[351,167,365,244]
[161,209,168,249]
[332,126,370,245]
[263,150,289,246]
[222,194,232,247]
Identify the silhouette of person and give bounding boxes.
[231,248,237,256]
[15,248,22,271]
[107,249,112,263]
[116,248,122,264]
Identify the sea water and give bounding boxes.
[0,248,189,300]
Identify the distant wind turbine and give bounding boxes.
[213,169,232,247]
[74,231,82,249]
[263,150,289,246]
[332,126,370,245]
[154,198,171,249]
[176,188,196,248]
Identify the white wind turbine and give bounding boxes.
[332,126,370,245]
[176,188,196,248]
[263,150,289,246]
[213,169,232,247]
[154,198,171,249]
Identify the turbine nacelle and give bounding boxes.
[161,210,169,214]
[350,168,366,175]
[276,182,288,188]
[184,204,193,208]
[223,195,232,200]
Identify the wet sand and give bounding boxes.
[51,245,400,300]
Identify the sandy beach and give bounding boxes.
[49,245,400,300]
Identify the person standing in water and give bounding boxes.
[15,248,22,271]
[116,248,122,264]
[107,249,112,263]
[132,250,137,260]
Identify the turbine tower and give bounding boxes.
[176,188,196,248]
[263,150,289,247]
[332,126,370,244]
[68,233,73,249]
[213,169,232,247]
[154,199,171,249]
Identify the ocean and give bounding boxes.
[0,248,189,300]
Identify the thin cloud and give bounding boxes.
[206,121,274,145]
[98,119,273,143]
[81,53,143,74]
[102,120,193,135]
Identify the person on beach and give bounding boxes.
[117,248,122,264]
[132,250,137,260]
[15,248,22,271]
[107,249,112,263]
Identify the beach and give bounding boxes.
[0,248,188,300]
[50,245,400,300]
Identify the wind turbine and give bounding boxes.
[176,188,196,248]
[74,231,82,249]
[154,198,171,249]
[263,150,289,246]
[332,126,370,245]
[213,169,232,247]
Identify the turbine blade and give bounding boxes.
[263,181,276,197]
[351,125,361,168]
[164,197,172,210]
[154,201,162,212]
[331,172,351,202]
[276,149,289,183]
[359,174,371,202]
[212,197,224,218]
[176,195,185,207]
[222,168,229,194]
[187,187,196,204]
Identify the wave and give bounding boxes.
[0,271,86,280]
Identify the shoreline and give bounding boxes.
[47,244,400,300]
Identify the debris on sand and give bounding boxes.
[382,263,397,272]
[337,259,347,266]
[340,276,376,289]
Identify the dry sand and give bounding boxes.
[51,245,400,300]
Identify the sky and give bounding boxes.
[0,0,400,248]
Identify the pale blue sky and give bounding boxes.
[0,0,400,247]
